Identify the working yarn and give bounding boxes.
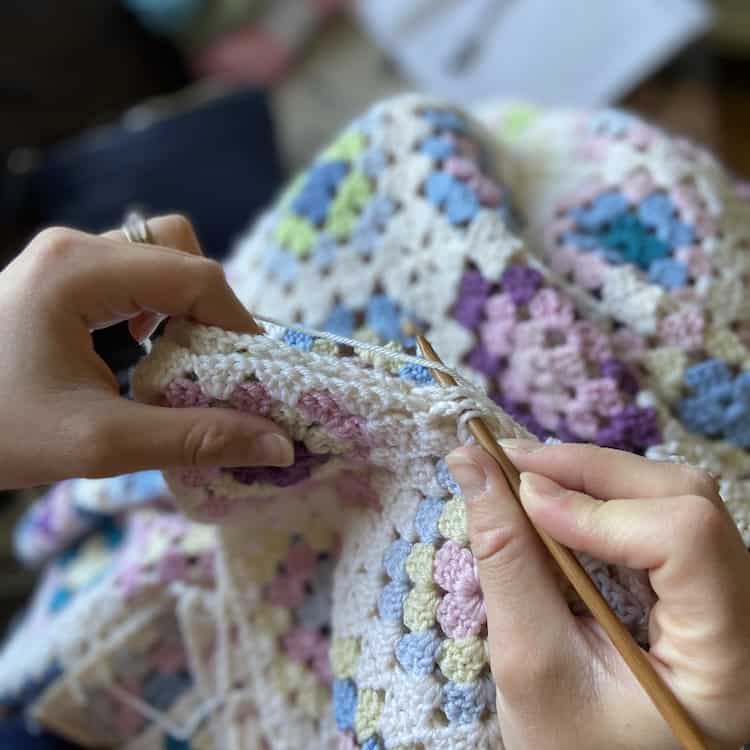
[2,94,750,750]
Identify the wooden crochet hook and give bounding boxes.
[416,335,710,750]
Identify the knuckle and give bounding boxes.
[674,493,727,544]
[678,464,722,503]
[182,419,234,466]
[470,521,525,569]
[493,647,564,706]
[28,226,79,267]
[70,419,118,477]
[162,213,197,249]
[196,257,226,287]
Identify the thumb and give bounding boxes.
[446,447,577,683]
[79,400,295,477]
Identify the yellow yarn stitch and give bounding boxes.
[403,586,440,632]
[63,537,112,588]
[439,497,468,545]
[501,103,541,139]
[325,171,372,240]
[181,524,216,555]
[643,347,687,402]
[275,657,328,718]
[438,637,487,683]
[304,522,337,553]
[405,543,435,586]
[323,129,366,161]
[330,637,361,680]
[312,338,341,357]
[353,330,404,373]
[253,605,292,637]
[238,533,289,584]
[354,688,384,743]
[705,328,746,366]
[274,214,317,257]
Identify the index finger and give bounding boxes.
[498,441,721,503]
[102,214,204,257]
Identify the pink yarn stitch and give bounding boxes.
[230,382,273,416]
[195,494,241,521]
[622,171,657,203]
[285,541,317,577]
[338,733,358,750]
[112,679,146,737]
[573,378,624,418]
[162,378,211,408]
[297,390,370,444]
[149,641,187,672]
[265,573,306,608]
[434,541,486,638]
[281,625,332,684]
[659,306,705,350]
[177,467,221,487]
[479,319,514,358]
[336,471,381,510]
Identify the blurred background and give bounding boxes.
[0,0,749,634]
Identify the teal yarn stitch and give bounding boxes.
[564,189,693,288]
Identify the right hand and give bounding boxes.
[447,441,750,750]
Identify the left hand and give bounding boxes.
[0,215,293,489]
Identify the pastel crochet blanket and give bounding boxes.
[2,95,750,750]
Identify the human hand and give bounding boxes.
[0,215,293,489]
[446,441,750,750]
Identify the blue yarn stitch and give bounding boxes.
[684,359,732,391]
[420,136,456,159]
[164,735,192,750]
[423,109,468,132]
[322,304,355,338]
[442,681,486,725]
[292,160,349,224]
[378,581,410,621]
[142,671,192,711]
[367,295,403,342]
[383,538,412,580]
[399,364,435,384]
[415,497,446,544]
[648,258,689,289]
[435,459,460,495]
[588,109,640,137]
[571,190,628,231]
[395,630,440,677]
[678,358,750,447]
[312,234,339,270]
[362,736,384,750]
[283,329,315,352]
[333,679,357,730]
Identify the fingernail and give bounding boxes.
[498,439,544,454]
[519,472,565,505]
[255,434,294,467]
[138,316,165,345]
[446,455,487,502]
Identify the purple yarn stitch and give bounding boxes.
[453,270,492,329]
[596,405,661,453]
[600,358,640,396]
[228,441,330,488]
[500,265,543,306]
[467,344,502,378]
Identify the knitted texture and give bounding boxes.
[2,94,750,749]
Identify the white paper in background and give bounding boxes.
[353,0,713,107]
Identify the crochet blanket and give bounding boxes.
[2,94,750,750]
